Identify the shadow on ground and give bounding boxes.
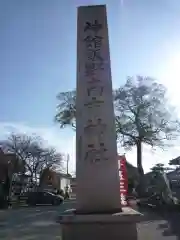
[136,203,180,240]
[0,220,62,240]
[132,202,180,240]
[0,205,65,240]
[157,211,180,240]
[2,201,180,240]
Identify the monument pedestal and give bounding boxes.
[59,207,142,240]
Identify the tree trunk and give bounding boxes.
[137,140,144,177]
[136,140,145,197]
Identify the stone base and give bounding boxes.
[59,207,142,240]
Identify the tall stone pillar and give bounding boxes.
[76,4,121,213]
[59,5,142,240]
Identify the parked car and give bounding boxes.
[26,191,64,206]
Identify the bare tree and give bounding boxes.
[54,76,180,186]
[114,76,180,177]
[1,133,63,184]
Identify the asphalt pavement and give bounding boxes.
[0,201,180,239]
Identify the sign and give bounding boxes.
[118,155,128,206]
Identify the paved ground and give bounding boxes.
[0,201,180,239]
[137,210,180,240]
[0,205,62,240]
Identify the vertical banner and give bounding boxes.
[118,155,129,206]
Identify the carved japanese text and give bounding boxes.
[84,20,102,33]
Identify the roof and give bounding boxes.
[40,168,72,179]
[169,156,180,165]
[126,161,139,179]
[57,172,72,179]
[167,168,180,178]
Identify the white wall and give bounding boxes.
[60,177,71,191]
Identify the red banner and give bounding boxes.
[118,155,129,206]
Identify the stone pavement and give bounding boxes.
[0,206,62,240]
[0,201,180,239]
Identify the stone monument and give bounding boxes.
[76,4,121,213]
[59,5,142,240]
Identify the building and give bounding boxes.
[0,148,24,182]
[0,148,25,198]
[40,168,72,192]
[126,161,139,183]
[66,177,76,199]
[167,168,180,184]
[169,156,180,166]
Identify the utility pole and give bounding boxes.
[65,154,70,198]
[66,154,69,175]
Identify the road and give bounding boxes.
[0,202,180,239]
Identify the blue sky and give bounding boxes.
[1,0,180,173]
